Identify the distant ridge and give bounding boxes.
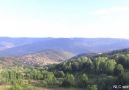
[0,37,129,56]
[71,47,129,60]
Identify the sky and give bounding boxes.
[0,0,129,38]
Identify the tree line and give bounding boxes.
[0,53,129,90]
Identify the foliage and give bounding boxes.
[79,73,88,87]
[114,64,124,76]
[1,50,129,90]
[9,84,22,90]
[62,74,75,87]
[87,85,97,90]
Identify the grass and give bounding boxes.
[0,85,85,90]
[0,85,11,90]
[35,87,86,90]
[27,85,86,90]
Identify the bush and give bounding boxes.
[62,79,70,87]
[41,80,48,87]
[9,84,22,90]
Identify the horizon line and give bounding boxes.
[0,36,129,39]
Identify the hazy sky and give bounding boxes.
[0,0,129,38]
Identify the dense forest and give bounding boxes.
[0,49,129,90]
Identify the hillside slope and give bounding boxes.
[4,50,75,66]
[71,48,129,60]
[48,48,129,90]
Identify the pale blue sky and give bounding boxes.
[0,0,129,38]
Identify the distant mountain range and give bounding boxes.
[0,37,129,56]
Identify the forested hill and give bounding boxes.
[71,48,129,59]
[47,48,129,90]
[1,37,129,56]
[0,48,129,90]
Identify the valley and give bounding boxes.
[1,0,128,90]
[0,37,129,90]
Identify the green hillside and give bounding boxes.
[0,48,129,90]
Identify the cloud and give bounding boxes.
[92,6,129,24]
[111,7,129,12]
[93,6,129,15]
[90,6,129,39]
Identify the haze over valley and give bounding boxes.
[1,37,129,56]
[0,0,129,90]
[0,37,129,66]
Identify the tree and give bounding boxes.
[103,76,116,90]
[82,59,93,72]
[24,68,31,79]
[81,73,88,81]
[80,73,88,87]
[71,62,79,71]
[62,79,71,87]
[55,71,65,78]
[116,74,129,85]
[89,85,97,90]
[41,80,48,87]
[114,64,124,76]
[117,55,126,66]
[93,57,107,72]
[99,62,107,73]
[52,77,59,86]
[2,69,24,84]
[16,79,24,86]
[116,54,129,69]
[105,59,116,74]
[62,74,75,87]
[42,71,54,85]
